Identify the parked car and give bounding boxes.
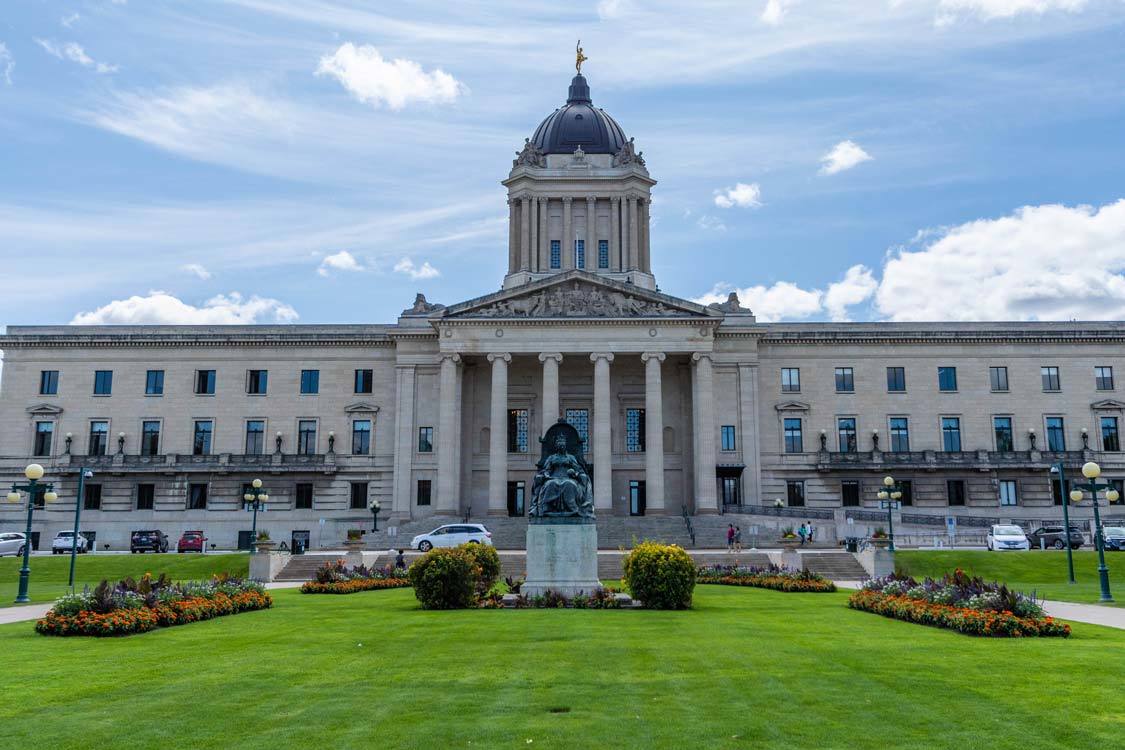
[131,529,169,554]
[1103,526,1125,551]
[0,532,26,557]
[987,524,1030,551]
[1026,525,1084,550]
[411,523,493,552]
[176,530,208,553]
[51,530,89,555]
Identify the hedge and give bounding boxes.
[622,542,696,609]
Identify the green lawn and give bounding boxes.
[0,553,248,606]
[1,586,1121,749]
[896,550,1123,607]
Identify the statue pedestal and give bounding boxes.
[523,521,602,597]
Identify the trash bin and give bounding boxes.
[845,537,859,553]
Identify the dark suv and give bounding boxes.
[131,529,169,553]
[1026,525,1084,550]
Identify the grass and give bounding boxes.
[895,550,1123,607]
[1,586,1122,749]
[0,553,248,606]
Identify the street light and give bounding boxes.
[370,499,382,531]
[7,463,59,603]
[1068,461,1118,603]
[242,478,268,554]
[1049,463,1076,584]
[876,474,904,552]
[69,468,95,590]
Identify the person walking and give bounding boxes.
[806,521,815,545]
[394,549,406,570]
[726,524,735,552]
[798,523,808,546]
[734,526,743,553]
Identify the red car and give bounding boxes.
[176,530,208,553]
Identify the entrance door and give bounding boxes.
[237,530,253,551]
[291,530,310,555]
[507,481,525,517]
[629,480,646,516]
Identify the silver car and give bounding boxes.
[0,532,26,557]
[411,524,493,552]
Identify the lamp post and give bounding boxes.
[68,468,95,590]
[7,464,59,603]
[242,479,268,554]
[1068,461,1119,603]
[370,499,382,532]
[876,475,904,552]
[1049,463,1076,584]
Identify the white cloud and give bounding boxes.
[824,264,878,321]
[713,182,763,209]
[819,140,873,175]
[35,38,118,74]
[61,13,81,28]
[316,43,464,110]
[761,0,796,26]
[317,250,364,277]
[0,43,12,85]
[180,263,212,280]
[394,257,440,279]
[695,281,824,322]
[936,0,1087,25]
[597,0,632,19]
[697,215,727,231]
[70,291,298,325]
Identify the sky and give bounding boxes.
[2,0,1125,330]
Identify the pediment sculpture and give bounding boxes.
[460,282,689,319]
[529,420,595,521]
[707,291,750,314]
[513,138,547,168]
[612,137,646,168]
[401,293,445,316]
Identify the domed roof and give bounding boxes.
[529,74,628,156]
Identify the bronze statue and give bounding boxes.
[576,40,588,74]
[530,420,595,520]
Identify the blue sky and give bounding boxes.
[2,0,1125,327]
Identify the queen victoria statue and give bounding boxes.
[529,420,595,521]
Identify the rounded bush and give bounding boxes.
[408,548,477,610]
[462,543,501,594]
[622,542,696,610]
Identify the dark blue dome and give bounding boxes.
[529,74,628,155]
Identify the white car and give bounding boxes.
[987,524,1030,551]
[0,532,26,557]
[411,524,493,552]
[51,531,89,555]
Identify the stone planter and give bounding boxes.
[869,537,891,549]
[343,538,366,568]
[778,537,801,551]
[253,540,277,555]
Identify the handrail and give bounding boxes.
[681,504,696,547]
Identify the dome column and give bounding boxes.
[525,197,536,271]
[627,196,639,271]
[610,197,621,272]
[562,197,574,269]
[507,198,519,274]
[520,196,531,274]
[586,196,597,270]
[537,197,548,273]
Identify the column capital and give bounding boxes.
[691,352,714,364]
[440,353,462,365]
[538,352,563,364]
[641,352,666,363]
[487,352,512,364]
[562,196,573,205]
[538,196,548,204]
[611,196,621,205]
[589,352,615,364]
[586,195,596,203]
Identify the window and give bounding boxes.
[300,370,320,394]
[83,484,102,510]
[565,409,589,448]
[947,480,966,506]
[1101,416,1120,452]
[33,422,53,457]
[88,421,109,456]
[834,367,855,393]
[575,239,585,269]
[353,420,372,455]
[94,370,113,395]
[418,426,434,453]
[349,482,368,510]
[999,479,1018,506]
[598,239,609,269]
[192,420,213,455]
[783,418,803,453]
[247,369,268,395]
[195,370,216,395]
[786,480,805,507]
[136,483,155,511]
[145,370,164,396]
[886,367,906,392]
[989,366,1009,392]
[1041,366,1061,391]
[720,425,737,452]
[898,480,913,506]
[841,481,860,507]
[355,369,373,394]
[1095,366,1115,391]
[188,483,208,510]
[781,368,800,393]
[993,417,1013,452]
[298,420,317,455]
[39,370,59,395]
[500,408,526,453]
[941,417,962,452]
[245,420,265,454]
[837,418,857,453]
[625,408,646,453]
[417,479,432,506]
[550,240,561,269]
[295,483,313,510]
[938,367,958,392]
[889,417,910,452]
[1046,417,1066,451]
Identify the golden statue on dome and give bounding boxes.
[576,40,588,74]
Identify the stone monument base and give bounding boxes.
[523,521,602,597]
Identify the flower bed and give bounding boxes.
[479,588,624,609]
[35,573,271,637]
[300,559,410,595]
[697,565,837,593]
[848,569,1069,638]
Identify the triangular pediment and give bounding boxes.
[438,271,721,321]
[27,403,63,416]
[1092,399,1125,411]
[344,402,380,414]
[775,400,811,413]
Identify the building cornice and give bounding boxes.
[758,322,1125,346]
[0,325,395,349]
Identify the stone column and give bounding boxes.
[642,352,666,513]
[487,353,511,516]
[539,353,562,427]
[738,363,761,506]
[508,198,518,273]
[610,197,621,272]
[537,197,548,273]
[562,197,573,269]
[693,353,718,513]
[390,365,416,518]
[586,196,597,270]
[436,354,461,516]
[524,197,536,271]
[590,353,614,511]
[639,199,650,272]
[627,196,639,270]
[520,196,531,272]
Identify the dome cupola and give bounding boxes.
[528,73,629,156]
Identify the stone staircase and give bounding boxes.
[274,554,336,582]
[801,552,869,581]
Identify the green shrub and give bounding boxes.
[622,541,696,610]
[408,548,477,609]
[462,543,501,594]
